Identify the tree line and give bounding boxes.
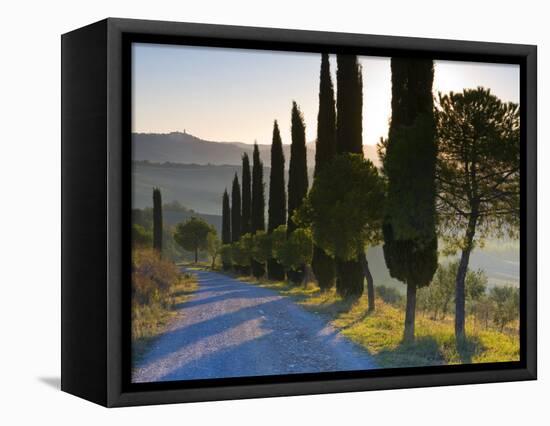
[150,53,519,345]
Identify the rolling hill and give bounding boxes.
[132,131,380,167]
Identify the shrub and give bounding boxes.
[132,223,153,248]
[132,249,180,305]
[489,285,519,332]
[220,244,233,270]
[131,249,182,341]
[375,285,404,306]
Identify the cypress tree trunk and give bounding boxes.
[287,102,309,284]
[403,281,417,342]
[267,122,286,280]
[335,54,364,298]
[152,188,163,256]
[359,251,375,312]
[455,211,478,342]
[251,143,266,278]
[312,53,337,290]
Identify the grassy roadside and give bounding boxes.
[236,275,519,368]
[132,267,198,364]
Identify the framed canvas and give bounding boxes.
[61,18,537,407]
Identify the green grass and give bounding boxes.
[239,275,519,368]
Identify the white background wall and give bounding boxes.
[1,0,546,424]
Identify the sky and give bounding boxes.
[132,43,520,147]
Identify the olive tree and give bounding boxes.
[174,217,215,263]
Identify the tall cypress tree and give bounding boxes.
[221,188,231,270]
[241,153,252,235]
[382,57,438,342]
[335,54,364,298]
[267,121,286,280]
[287,102,309,283]
[231,173,241,243]
[336,55,363,155]
[312,53,337,291]
[222,189,231,244]
[251,142,266,277]
[153,188,163,256]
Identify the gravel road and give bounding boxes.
[133,269,376,382]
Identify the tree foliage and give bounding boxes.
[153,188,163,254]
[241,153,252,235]
[222,189,231,244]
[174,217,216,263]
[382,57,438,342]
[251,230,272,265]
[220,244,233,268]
[277,228,313,275]
[270,225,288,267]
[489,286,519,332]
[132,223,153,248]
[267,121,286,280]
[312,53,337,291]
[251,142,266,233]
[286,101,309,283]
[231,173,241,243]
[436,88,520,340]
[311,247,336,292]
[299,154,384,261]
[336,55,363,154]
[298,154,384,298]
[417,261,487,320]
[207,232,221,269]
[251,143,266,277]
[287,102,309,234]
[315,53,337,176]
[231,233,254,268]
[436,88,520,246]
[334,54,366,298]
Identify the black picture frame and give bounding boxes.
[61,17,537,407]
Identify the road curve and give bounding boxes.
[133,269,376,383]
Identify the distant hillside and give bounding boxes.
[133,201,222,235]
[133,132,380,167]
[133,161,314,215]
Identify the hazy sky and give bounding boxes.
[132,43,520,146]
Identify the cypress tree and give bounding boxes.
[312,53,337,291]
[336,55,363,155]
[152,188,163,256]
[231,173,241,243]
[222,189,231,244]
[251,142,266,277]
[287,102,309,283]
[382,57,438,342]
[241,153,252,235]
[267,121,286,280]
[221,188,231,270]
[335,54,364,298]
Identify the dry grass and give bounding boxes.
[132,250,198,362]
[242,275,519,368]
